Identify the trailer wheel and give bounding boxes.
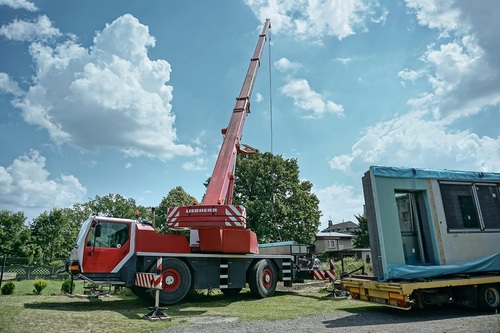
[477,284,500,311]
[151,258,191,305]
[220,288,242,296]
[248,259,277,298]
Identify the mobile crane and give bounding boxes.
[65,20,331,305]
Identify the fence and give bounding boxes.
[0,255,70,287]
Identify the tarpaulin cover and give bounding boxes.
[371,165,500,182]
[385,253,500,280]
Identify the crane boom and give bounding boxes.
[167,20,271,238]
[204,19,271,205]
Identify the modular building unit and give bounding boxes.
[363,166,500,280]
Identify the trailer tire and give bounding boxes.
[477,284,500,311]
[220,288,242,296]
[248,259,277,298]
[151,258,192,305]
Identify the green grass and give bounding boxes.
[0,280,368,333]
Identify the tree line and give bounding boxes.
[0,152,332,263]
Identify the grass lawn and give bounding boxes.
[0,280,367,333]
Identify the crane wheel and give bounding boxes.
[248,259,277,298]
[150,258,192,305]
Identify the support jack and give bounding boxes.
[143,289,171,321]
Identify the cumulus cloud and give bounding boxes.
[281,79,344,118]
[315,183,364,226]
[274,57,301,73]
[329,1,500,176]
[0,0,38,11]
[0,72,24,96]
[244,0,385,41]
[0,150,86,221]
[403,1,500,120]
[398,68,425,86]
[182,157,207,171]
[4,14,200,160]
[0,15,60,41]
[328,110,500,173]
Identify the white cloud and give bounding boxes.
[274,57,301,72]
[7,14,200,160]
[0,72,24,96]
[402,1,500,120]
[280,78,344,118]
[405,0,462,35]
[0,150,86,221]
[398,68,425,86]
[255,92,263,103]
[0,0,38,11]
[0,15,60,41]
[334,57,352,65]
[125,162,132,169]
[244,0,385,41]
[315,183,364,227]
[328,110,500,173]
[182,157,207,171]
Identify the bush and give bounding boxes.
[1,281,15,295]
[33,279,48,294]
[61,279,75,294]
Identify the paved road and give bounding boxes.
[160,305,500,333]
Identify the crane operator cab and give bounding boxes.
[87,221,129,249]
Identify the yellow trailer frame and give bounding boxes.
[342,274,500,310]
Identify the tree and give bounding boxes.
[352,214,370,248]
[30,209,75,261]
[233,152,321,244]
[156,186,197,233]
[0,210,29,256]
[86,193,142,218]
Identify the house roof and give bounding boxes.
[315,231,353,238]
[321,220,359,233]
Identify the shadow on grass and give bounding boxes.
[23,296,207,320]
[22,288,327,320]
[321,304,492,329]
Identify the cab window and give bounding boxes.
[87,222,129,248]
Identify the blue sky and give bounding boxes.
[0,0,499,231]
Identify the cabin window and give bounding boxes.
[328,240,337,249]
[87,222,129,248]
[440,182,500,232]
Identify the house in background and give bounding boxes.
[321,219,359,234]
[314,219,371,263]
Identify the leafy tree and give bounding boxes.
[156,186,197,233]
[352,214,370,248]
[233,152,321,244]
[30,209,75,261]
[86,193,141,218]
[0,210,29,256]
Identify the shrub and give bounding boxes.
[33,279,48,294]
[1,281,15,295]
[61,279,75,294]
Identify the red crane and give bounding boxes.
[166,19,271,254]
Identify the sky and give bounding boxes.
[0,0,499,231]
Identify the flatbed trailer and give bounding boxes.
[342,273,500,311]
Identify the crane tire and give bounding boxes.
[130,285,152,300]
[248,259,277,298]
[150,258,192,305]
[477,284,500,311]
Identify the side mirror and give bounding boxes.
[95,223,102,238]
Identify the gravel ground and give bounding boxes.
[157,305,500,333]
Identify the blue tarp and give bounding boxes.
[386,253,500,280]
[371,165,500,182]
